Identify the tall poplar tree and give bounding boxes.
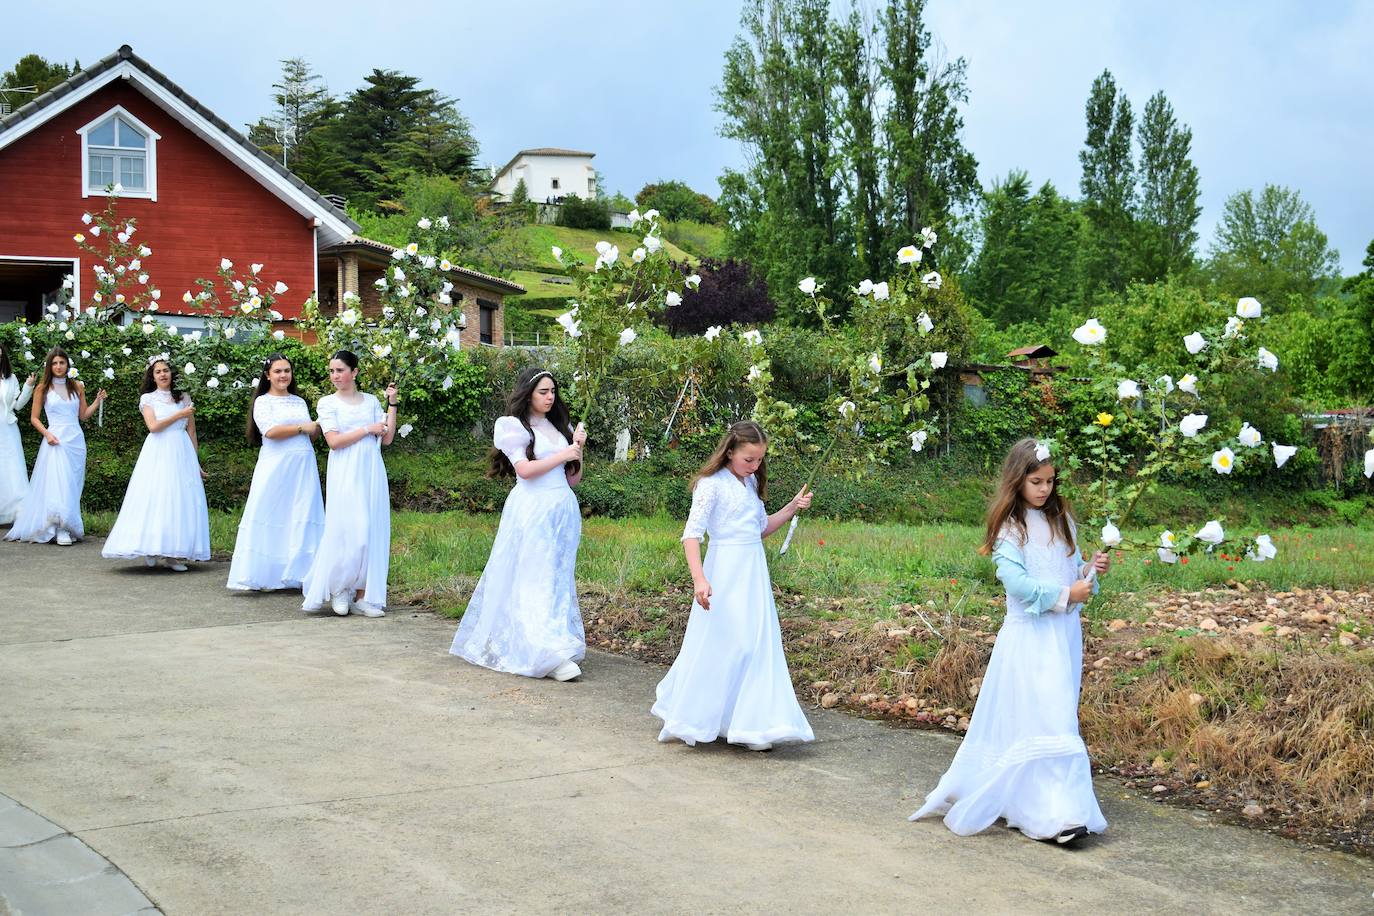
[1079,69,1136,295]
[1136,91,1200,281]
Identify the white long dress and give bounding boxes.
[0,374,34,524]
[102,391,211,562]
[910,508,1107,839]
[450,415,585,677]
[301,393,391,610]
[227,394,325,590]
[651,468,815,748]
[4,381,85,543]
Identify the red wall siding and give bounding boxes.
[0,82,317,318]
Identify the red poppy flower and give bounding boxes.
[1180,557,1190,565]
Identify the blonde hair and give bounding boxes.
[692,421,769,500]
[979,437,1076,557]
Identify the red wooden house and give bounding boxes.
[0,44,359,325]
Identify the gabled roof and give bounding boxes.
[321,236,526,297]
[0,45,360,247]
[1007,344,1058,359]
[492,147,595,181]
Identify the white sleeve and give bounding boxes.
[493,416,532,466]
[316,396,339,434]
[682,476,718,542]
[137,392,155,412]
[15,378,33,411]
[253,396,278,435]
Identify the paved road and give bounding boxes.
[2,537,1372,915]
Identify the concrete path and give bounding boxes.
[1,537,1372,915]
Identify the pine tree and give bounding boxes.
[1079,69,1136,295]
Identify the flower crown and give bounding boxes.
[147,352,171,368]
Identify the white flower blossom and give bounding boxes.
[421,255,436,270]
[1236,297,1262,319]
[183,362,196,375]
[703,325,723,341]
[1101,523,1123,547]
[1257,347,1279,372]
[838,400,856,418]
[220,257,233,271]
[1117,379,1141,400]
[90,225,101,237]
[391,248,405,260]
[399,423,414,438]
[405,243,419,256]
[798,276,817,295]
[632,247,646,263]
[340,309,359,326]
[375,278,388,290]
[151,289,161,300]
[910,429,929,452]
[897,245,921,264]
[1271,443,1297,468]
[643,235,662,254]
[415,306,426,316]
[867,352,882,374]
[685,273,701,289]
[665,291,682,308]
[139,245,151,257]
[81,212,92,224]
[1248,534,1276,562]
[594,245,619,270]
[1195,519,1225,545]
[372,344,392,358]
[249,263,263,275]
[1034,440,1052,463]
[644,208,660,222]
[746,364,763,382]
[1158,529,1178,563]
[121,347,132,356]
[1223,316,1243,339]
[141,323,156,335]
[618,327,637,346]
[273,330,285,340]
[857,279,873,296]
[930,352,948,370]
[1179,374,1199,397]
[1072,318,1107,346]
[397,286,412,299]
[206,377,220,389]
[1210,447,1236,474]
[872,282,890,301]
[551,246,563,262]
[1155,374,1174,394]
[440,259,452,272]
[917,311,934,335]
[274,281,288,294]
[741,329,763,347]
[1180,413,1208,437]
[104,367,115,380]
[1238,422,1263,448]
[628,209,641,225]
[922,271,942,290]
[417,217,432,230]
[920,226,938,248]
[1184,332,1207,354]
[556,310,582,338]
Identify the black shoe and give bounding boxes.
[1054,826,1089,845]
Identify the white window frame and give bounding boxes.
[76,106,160,201]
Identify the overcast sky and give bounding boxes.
[6,0,1371,272]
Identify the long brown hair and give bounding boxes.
[0,343,12,381]
[40,347,76,399]
[978,437,1076,557]
[246,353,299,445]
[487,367,580,478]
[140,358,186,405]
[692,420,769,500]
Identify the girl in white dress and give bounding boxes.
[910,437,1111,845]
[450,367,588,681]
[227,353,325,591]
[301,350,397,617]
[102,356,211,569]
[5,347,105,546]
[0,344,35,525]
[652,420,815,751]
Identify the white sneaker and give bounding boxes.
[549,660,582,681]
[55,530,73,546]
[331,593,351,616]
[745,742,774,752]
[144,557,158,568]
[167,561,188,572]
[350,601,385,618]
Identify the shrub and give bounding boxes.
[664,259,775,335]
[556,195,611,230]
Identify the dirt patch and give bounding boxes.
[580,584,1374,857]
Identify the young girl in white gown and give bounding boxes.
[910,437,1110,845]
[5,347,105,546]
[301,350,397,617]
[102,356,211,569]
[652,420,815,751]
[0,344,35,525]
[450,368,588,681]
[227,353,325,591]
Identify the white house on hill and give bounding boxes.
[491,148,595,202]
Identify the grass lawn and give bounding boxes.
[514,224,695,271]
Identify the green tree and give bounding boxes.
[634,180,720,223]
[1208,184,1340,305]
[329,69,477,209]
[835,4,884,281]
[880,0,979,266]
[1079,69,1137,296]
[511,178,529,205]
[1,54,76,108]
[246,58,346,192]
[1136,91,1200,281]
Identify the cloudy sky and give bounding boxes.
[6,0,1371,272]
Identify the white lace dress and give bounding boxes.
[5,380,86,543]
[102,390,211,561]
[651,467,814,748]
[0,374,33,524]
[910,508,1106,839]
[449,415,585,677]
[301,393,391,610]
[227,393,325,590]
